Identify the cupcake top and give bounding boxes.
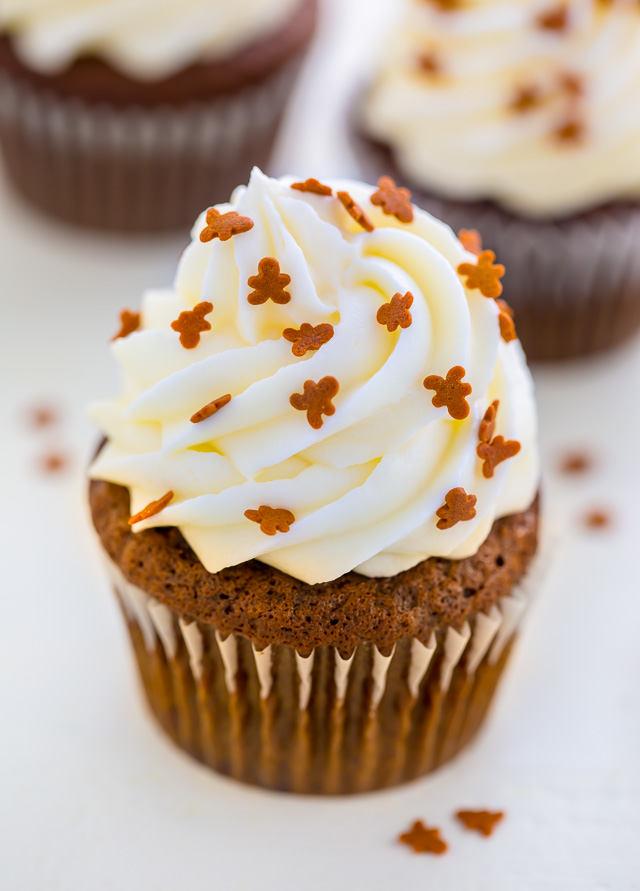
[89,169,538,585]
[0,0,302,79]
[363,0,640,218]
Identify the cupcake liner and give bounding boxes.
[103,551,541,795]
[0,54,304,232]
[355,131,640,361]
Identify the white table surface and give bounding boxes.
[1,1,639,888]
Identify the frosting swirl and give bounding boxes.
[89,169,539,584]
[0,0,301,79]
[363,0,640,217]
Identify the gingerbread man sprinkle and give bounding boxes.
[477,435,521,478]
[370,176,414,223]
[398,821,448,855]
[112,309,140,342]
[456,810,504,837]
[200,208,254,243]
[436,487,477,530]
[291,178,332,196]
[171,301,213,349]
[423,366,472,420]
[128,491,174,526]
[377,291,413,332]
[283,322,334,357]
[245,505,295,535]
[458,229,483,256]
[290,376,339,429]
[478,400,500,444]
[247,257,292,305]
[458,250,505,299]
[190,394,232,424]
[497,299,517,343]
[337,191,374,232]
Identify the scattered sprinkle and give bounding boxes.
[554,116,585,143]
[560,72,584,97]
[370,176,414,223]
[39,451,69,474]
[436,487,477,530]
[291,178,332,196]
[559,451,594,475]
[245,505,295,535]
[417,52,442,77]
[458,250,505,299]
[398,821,448,855]
[377,291,413,332]
[200,208,254,243]
[171,301,213,349]
[290,376,339,430]
[112,310,140,341]
[128,491,174,526]
[456,810,505,837]
[190,394,232,424]
[477,435,521,478]
[337,191,374,232]
[283,322,334,357]
[247,257,292,306]
[458,228,482,256]
[424,366,472,420]
[511,84,543,113]
[27,404,59,429]
[479,400,500,444]
[498,299,517,342]
[583,509,613,530]
[537,4,569,31]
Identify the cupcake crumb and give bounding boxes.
[398,820,448,855]
[456,809,504,837]
[559,451,594,475]
[583,509,613,530]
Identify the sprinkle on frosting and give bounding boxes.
[290,376,339,430]
[478,400,499,445]
[377,291,414,332]
[245,505,296,535]
[423,366,472,420]
[458,229,482,257]
[456,810,505,837]
[247,258,292,306]
[511,84,543,114]
[428,0,461,10]
[417,52,442,77]
[554,116,585,143]
[536,4,570,31]
[171,301,213,349]
[190,394,232,424]
[283,322,334,357]
[458,251,505,299]
[112,310,140,341]
[370,176,414,223]
[200,208,254,243]
[291,178,333,196]
[436,487,477,530]
[497,300,517,343]
[337,191,374,232]
[477,435,521,479]
[398,821,448,855]
[128,491,174,526]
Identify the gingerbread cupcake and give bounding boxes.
[0,0,317,231]
[359,0,640,360]
[89,169,540,794]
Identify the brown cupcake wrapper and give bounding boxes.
[0,55,304,232]
[104,553,536,795]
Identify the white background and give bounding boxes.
[1,0,639,888]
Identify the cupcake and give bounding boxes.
[359,0,640,361]
[0,0,317,232]
[89,168,540,794]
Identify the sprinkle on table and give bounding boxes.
[112,310,140,341]
[337,191,374,232]
[171,301,213,349]
[291,178,333,196]
[370,176,414,223]
[458,250,505,299]
[497,299,517,342]
[583,509,613,530]
[478,400,500,444]
[247,258,292,306]
[536,4,570,31]
[456,810,505,837]
[200,208,254,243]
[377,291,413,332]
[190,394,232,424]
[559,451,593,475]
[436,487,477,530]
[423,366,472,420]
[128,491,174,526]
[245,505,295,535]
[283,322,334,357]
[477,435,521,478]
[28,404,59,429]
[398,820,448,855]
[458,228,482,256]
[290,376,339,430]
[39,451,69,474]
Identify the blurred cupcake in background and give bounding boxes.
[359,0,640,360]
[0,0,318,232]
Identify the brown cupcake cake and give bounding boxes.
[0,0,317,231]
[89,169,540,794]
[359,0,640,361]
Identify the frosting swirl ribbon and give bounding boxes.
[90,169,539,584]
[363,0,640,217]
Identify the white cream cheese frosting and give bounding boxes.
[0,0,301,80]
[363,0,640,218]
[89,169,539,585]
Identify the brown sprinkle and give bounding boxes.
[554,116,585,143]
[283,322,334,357]
[128,491,174,526]
[537,4,570,31]
[417,51,442,76]
[424,366,472,421]
[112,309,140,342]
[458,228,482,256]
[28,404,58,429]
[477,435,521,478]
[398,820,448,855]
[290,376,339,430]
[560,72,584,97]
[291,178,332,196]
[245,505,295,535]
[511,84,543,113]
[377,291,413,332]
[247,257,292,306]
[436,487,477,530]
[337,191,374,232]
[456,810,505,837]
[479,400,500,444]
[499,311,517,343]
[190,394,232,424]
[171,301,213,349]
[370,176,414,223]
[200,208,254,243]
[458,250,505,299]
[39,451,69,474]
[559,451,594,475]
[584,509,613,530]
